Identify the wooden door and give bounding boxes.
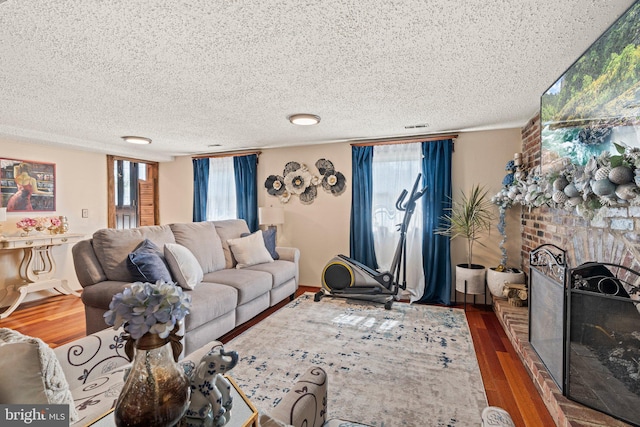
[138,179,156,226]
[108,156,159,229]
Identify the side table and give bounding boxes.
[0,233,84,319]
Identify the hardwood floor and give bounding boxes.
[465,304,554,426]
[0,286,553,426]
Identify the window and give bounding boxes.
[194,153,258,230]
[372,143,424,301]
[206,156,237,220]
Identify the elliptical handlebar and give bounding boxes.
[395,190,408,211]
[412,187,427,203]
[395,173,426,211]
[405,174,427,210]
[388,173,428,291]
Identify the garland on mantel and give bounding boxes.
[492,144,640,266]
[493,143,640,218]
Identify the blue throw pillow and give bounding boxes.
[241,228,279,260]
[127,239,173,283]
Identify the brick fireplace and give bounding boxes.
[494,299,634,427]
[493,114,640,426]
[520,115,640,275]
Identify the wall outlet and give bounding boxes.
[82,209,89,218]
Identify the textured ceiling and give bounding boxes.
[0,1,635,161]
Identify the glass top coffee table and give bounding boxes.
[88,376,258,427]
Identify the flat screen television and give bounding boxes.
[540,1,640,172]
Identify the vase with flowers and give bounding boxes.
[34,216,62,233]
[104,281,192,427]
[16,217,37,236]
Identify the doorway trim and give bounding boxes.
[107,155,159,229]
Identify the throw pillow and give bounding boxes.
[0,328,79,422]
[227,230,275,269]
[170,222,226,274]
[164,243,204,290]
[241,228,279,260]
[127,239,173,283]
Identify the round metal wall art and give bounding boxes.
[265,159,346,204]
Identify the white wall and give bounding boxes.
[158,129,523,288]
[0,137,108,305]
[158,155,193,224]
[257,143,352,286]
[0,127,523,308]
[451,129,523,272]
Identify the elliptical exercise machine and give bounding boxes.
[314,174,426,309]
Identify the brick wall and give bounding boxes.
[520,114,640,275]
[513,115,640,426]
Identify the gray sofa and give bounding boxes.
[72,219,299,355]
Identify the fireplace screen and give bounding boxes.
[566,262,640,426]
[529,244,567,391]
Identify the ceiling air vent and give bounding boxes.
[404,123,429,129]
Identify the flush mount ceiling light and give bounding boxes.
[288,113,321,126]
[121,136,152,145]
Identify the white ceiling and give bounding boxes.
[0,1,635,162]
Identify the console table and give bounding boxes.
[0,233,84,319]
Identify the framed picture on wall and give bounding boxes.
[540,1,640,172]
[0,158,56,212]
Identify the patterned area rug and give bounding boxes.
[227,293,487,426]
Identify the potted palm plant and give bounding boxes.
[436,184,494,295]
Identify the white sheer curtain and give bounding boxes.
[206,157,237,220]
[372,143,424,302]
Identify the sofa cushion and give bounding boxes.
[93,225,176,282]
[213,219,251,269]
[183,282,238,332]
[127,239,173,283]
[164,243,204,290]
[242,227,279,260]
[72,240,108,287]
[245,260,297,288]
[0,329,79,422]
[170,222,226,274]
[81,281,132,310]
[202,269,271,305]
[227,230,274,269]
